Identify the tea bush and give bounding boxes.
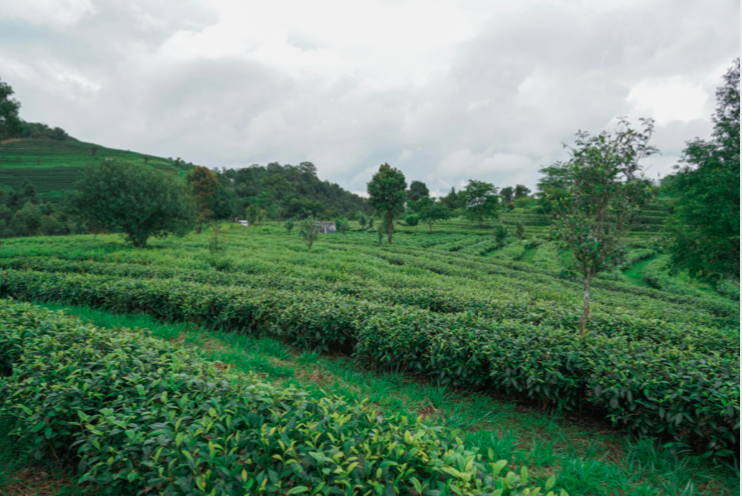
[0,270,737,458]
[0,299,558,496]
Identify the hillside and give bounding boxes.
[0,138,193,203]
[0,225,737,495]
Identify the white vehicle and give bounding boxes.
[238,220,249,227]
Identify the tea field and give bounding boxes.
[0,223,738,495]
[0,139,193,203]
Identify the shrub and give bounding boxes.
[0,300,554,496]
[405,214,419,226]
[0,270,737,458]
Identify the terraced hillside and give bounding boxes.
[394,201,670,238]
[0,224,738,495]
[0,138,193,202]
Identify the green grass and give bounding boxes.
[622,255,658,288]
[520,244,539,264]
[0,138,193,203]
[18,301,739,496]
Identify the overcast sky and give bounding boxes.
[0,0,738,195]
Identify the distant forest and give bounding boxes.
[217,162,371,220]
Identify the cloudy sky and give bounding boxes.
[0,0,738,195]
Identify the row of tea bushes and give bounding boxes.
[0,258,736,353]
[345,243,738,319]
[0,299,555,496]
[0,270,737,458]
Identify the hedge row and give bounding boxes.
[345,243,738,319]
[0,299,557,496]
[0,259,736,352]
[0,270,737,459]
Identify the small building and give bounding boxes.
[316,221,336,233]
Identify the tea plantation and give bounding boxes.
[0,139,193,203]
[0,223,738,495]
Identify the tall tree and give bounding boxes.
[367,163,407,244]
[500,186,514,204]
[185,166,220,234]
[407,180,430,202]
[0,77,23,141]
[412,196,451,233]
[462,180,500,228]
[71,160,195,248]
[514,184,531,199]
[441,187,460,210]
[542,118,657,335]
[665,58,740,285]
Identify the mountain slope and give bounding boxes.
[0,138,192,202]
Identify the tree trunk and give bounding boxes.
[578,277,591,336]
[195,221,203,234]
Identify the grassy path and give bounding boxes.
[519,244,538,264]
[2,301,734,496]
[621,255,657,288]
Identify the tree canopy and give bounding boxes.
[411,195,451,233]
[0,77,23,141]
[71,160,195,247]
[500,187,514,204]
[665,58,740,285]
[514,184,531,199]
[462,180,500,228]
[407,180,430,202]
[367,163,407,244]
[185,166,236,232]
[542,118,658,335]
[220,162,368,220]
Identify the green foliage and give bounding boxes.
[9,202,42,237]
[516,221,525,240]
[665,58,740,285]
[412,196,452,233]
[335,217,350,237]
[70,160,195,247]
[542,118,658,334]
[222,162,368,220]
[0,139,193,205]
[0,300,554,496]
[0,77,23,141]
[405,213,419,226]
[185,166,236,231]
[367,163,407,244]
[283,218,295,234]
[16,121,72,141]
[514,185,531,199]
[245,204,263,225]
[207,222,225,253]
[0,265,736,459]
[357,213,367,230]
[494,224,508,250]
[298,217,320,258]
[407,180,429,202]
[376,219,387,245]
[501,187,514,204]
[462,180,500,228]
[441,187,462,210]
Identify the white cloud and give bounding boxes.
[627,77,708,125]
[0,0,738,191]
[0,0,96,29]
